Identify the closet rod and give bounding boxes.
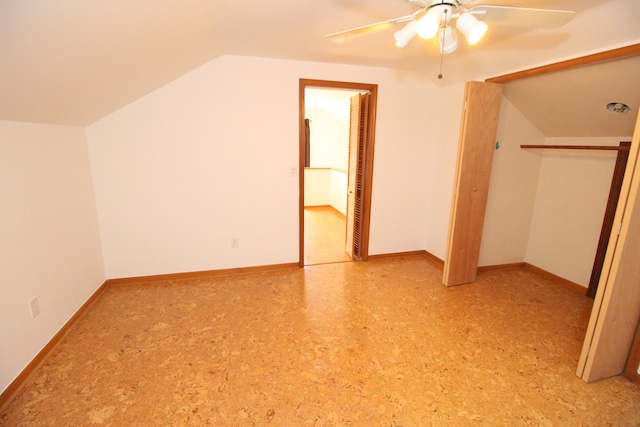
[520,145,630,151]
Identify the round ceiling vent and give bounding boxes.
[606,102,630,114]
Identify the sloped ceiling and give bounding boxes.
[0,0,639,128]
[503,55,640,137]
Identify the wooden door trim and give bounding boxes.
[298,79,378,266]
[587,141,631,298]
[486,43,640,83]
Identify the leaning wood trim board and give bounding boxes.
[577,106,640,382]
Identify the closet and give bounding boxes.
[446,45,640,381]
[489,46,640,382]
[520,142,631,298]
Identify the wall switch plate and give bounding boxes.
[29,296,40,318]
[231,236,239,248]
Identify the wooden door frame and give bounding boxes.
[624,320,640,381]
[298,79,378,267]
[485,44,640,84]
[587,141,631,298]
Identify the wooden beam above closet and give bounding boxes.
[486,43,640,83]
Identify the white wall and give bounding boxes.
[87,55,443,278]
[423,82,467,259]
[306,108,348,170]
[479,97,545,266]
[0,121,105,395]
[304,168,331,206]
[303,169,347,216]
[525,136,631,287]
[330,170,348,215]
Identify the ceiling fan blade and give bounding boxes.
[468,6,576,29]
[325,12,419,43]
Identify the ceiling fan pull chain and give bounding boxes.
[438,10,448,79]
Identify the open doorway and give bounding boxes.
[299,79,378,267]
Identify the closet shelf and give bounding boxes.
[520,144,630,151]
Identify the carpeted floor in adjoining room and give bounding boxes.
[1,255,639,426]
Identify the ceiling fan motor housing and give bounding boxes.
[410,0,465,8]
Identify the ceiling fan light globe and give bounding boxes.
[467,21,488,45]
[456,12,488,45]
[395,39,407,48]
[394,20,418,48]
[438,28,458,54]
[416,8,441,39]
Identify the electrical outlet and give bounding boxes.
[29,296,40,319]
[231,236,239,248]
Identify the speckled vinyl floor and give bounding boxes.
[1,256,639,426]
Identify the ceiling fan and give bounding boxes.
[326,0,576,56]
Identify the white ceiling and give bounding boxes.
[1,0,639,131]
[306,88,365,125]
